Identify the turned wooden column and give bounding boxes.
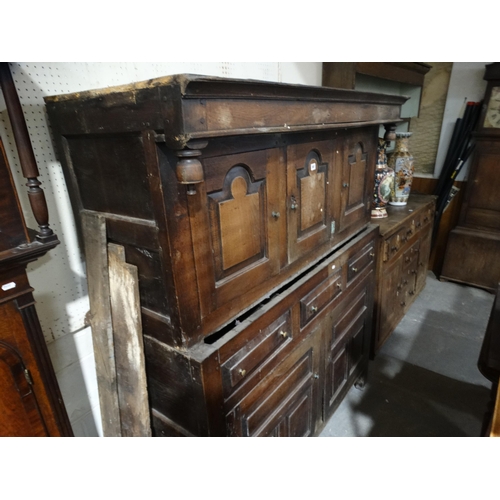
[0,62,57,243]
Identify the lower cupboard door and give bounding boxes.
[226,337,321,437]
[324,283,371,420]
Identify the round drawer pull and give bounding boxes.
[313,374,319,380]
[311,306,318,314]
[279,330,288,338]
[352,267,358,273]
[290,202,298,210]
[239,369,247,377]
[272,211,280,219]
[343,182,349,188]
[369,252,375,258]
[336,283,342,289]
[400,301,406,307]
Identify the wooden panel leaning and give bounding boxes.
[44,74,405,436]
[82,212,151,436]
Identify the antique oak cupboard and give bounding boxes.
[45,74,406,436]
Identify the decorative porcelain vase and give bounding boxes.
[388,132,414,206]
[371,138,395,218]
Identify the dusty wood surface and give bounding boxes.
[81,212,121,436]
[108,243,151,437]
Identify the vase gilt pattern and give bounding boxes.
[388,132,414,206]
[371,138,395,218]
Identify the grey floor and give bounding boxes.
[320,271,495,437]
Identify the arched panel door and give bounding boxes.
[339,127,377,234]
[287,140,335,264]
[195,149,283,318]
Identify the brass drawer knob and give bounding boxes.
[279,330,288,338]
[311,306,318,314]
[239,369,247,377]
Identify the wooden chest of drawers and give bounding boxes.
[372,194,436,354]
[45,74,406,436]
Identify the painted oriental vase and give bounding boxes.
[388,132,414,206]
[371,138,395,218]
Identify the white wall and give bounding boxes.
[0,62,321,436]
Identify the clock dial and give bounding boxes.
[484,86,500,128]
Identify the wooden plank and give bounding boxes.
[81,212,122,436]
[108,243,151,437]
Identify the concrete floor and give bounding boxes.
[320,272,495,437]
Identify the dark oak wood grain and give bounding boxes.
[44,74,403,436]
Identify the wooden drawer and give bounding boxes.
[385,227,406,261]
[347,240,376,285]
[300,268,342,327]
[221,311,292,393]
[402,239,420,271]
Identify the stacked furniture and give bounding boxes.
[441,63,500,292]
[45,74,406,437]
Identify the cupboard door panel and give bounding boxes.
[204,149,282,310]
[325,279,372,420]
[378,260,402,349]
[464,142,500,230]
[339,128,376,233]
[287,140,335,263]
[227,332,321,437]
